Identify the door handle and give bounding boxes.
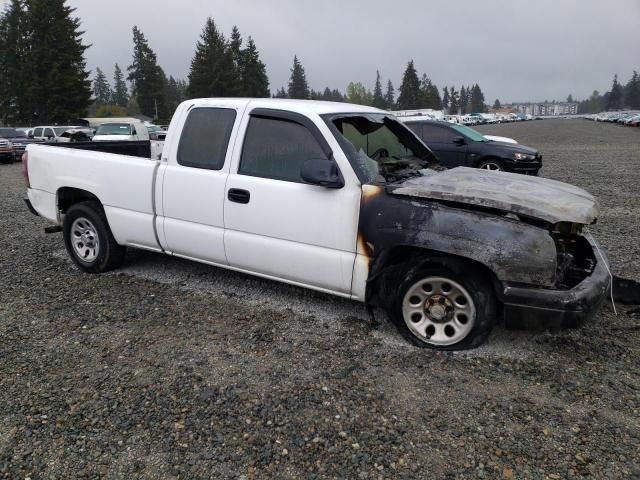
[228,188,250,204]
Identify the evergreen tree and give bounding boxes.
[322,87,333,100]
[166,75,188,112]
[419,75,441,109]
[187,18,239,99]
[449,86,459,114]
[492,98,501,109]
[238,37,270,97]
[372,71,386,109]
[93,67,112,106]
[229,25,243,68]
[274,87,288,98]
[287,55,310,99]
[442,86,450,112]
[331,89,346,102]
[128,26,169,119]
[0,0,29,124]
[566,94,574,103]
[606,74,623,110]
[397,60,421,109]
[470,84,486,112]
[384,80,395,108]
[1,0,92,124]
[624,71,640,109]
[459,86,468,114]
[112,63,129,107]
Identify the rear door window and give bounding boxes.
[177,108,237,170]
[405,122,423,138]
[421,124,458,143]
[44,128,55,138]
[239,116,328,183]
[33,128,43,137]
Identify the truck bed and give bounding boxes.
[45,140,151,158]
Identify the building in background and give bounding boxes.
[506,102,578,116]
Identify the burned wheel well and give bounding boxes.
[57,187,101,213]
[366,245,501,306]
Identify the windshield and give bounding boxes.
[54,127,71,135]
[0,128,20,137]
[146,124,161,133]
[449,123,487,142]
[323,113,442,184]
[96,123,132,135]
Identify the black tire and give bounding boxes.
[387,257,496,350]
[63,201,125,273]
[477,158,505,172]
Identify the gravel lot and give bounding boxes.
[1,119,639,479]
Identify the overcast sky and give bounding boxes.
[62,0,639,104]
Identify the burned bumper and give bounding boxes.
[499,236,610,329]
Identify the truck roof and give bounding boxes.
[186,98,385,116]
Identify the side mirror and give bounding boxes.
[301,159,344,189]
[453,135,465,145]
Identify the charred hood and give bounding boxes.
[390,167,599,225]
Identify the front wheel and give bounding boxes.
[63,201,125,273]
[389,258,496,350]
[477,159,505,171]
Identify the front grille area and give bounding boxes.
[554,233,596,289]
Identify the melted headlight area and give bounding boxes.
[552,223,596,289]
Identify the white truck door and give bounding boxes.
[160,106,240,265]
[223,109,360,295]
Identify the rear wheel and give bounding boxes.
[63,201,125,273]
[477,159,505,171]
[388,258,496,350]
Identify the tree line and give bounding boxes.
[575,71,640,114]
[12,0,623,125]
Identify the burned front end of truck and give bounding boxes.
[324,112,611,333]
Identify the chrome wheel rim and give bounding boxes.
[402,277,476,346]
[480,162,502,171]
[70,217,100,263]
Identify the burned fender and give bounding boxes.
[359,185,557,288]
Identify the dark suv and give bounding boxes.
[402,119,542,175]
[0,128,43,162]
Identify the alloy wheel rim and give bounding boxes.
[71,217,100,262]
[480,162,502,171]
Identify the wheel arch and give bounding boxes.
[366,245,501,308]
[57,187,102,214]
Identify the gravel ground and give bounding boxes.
[1,119,639,479]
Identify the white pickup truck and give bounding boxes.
[23,98,610,350]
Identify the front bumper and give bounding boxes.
[0,150,14,163]
[499,236,610,329]
[503,155,542,175]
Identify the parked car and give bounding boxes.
[30,126,86,143]
[23,99,609,350]
[401,118,542,174]
[0,137,14,164]
[92,121,150,141]
[628,115,640,127]
[0,127,44,161]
